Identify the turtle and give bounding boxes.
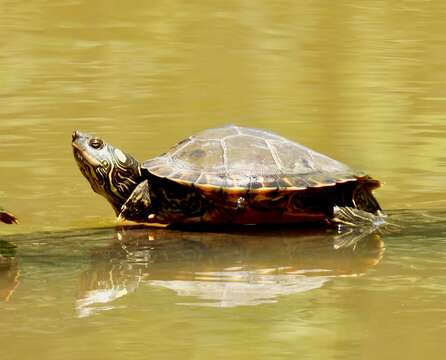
[0,208,18,224]
[72,125,384,227]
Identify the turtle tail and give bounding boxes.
[352,178,382,214]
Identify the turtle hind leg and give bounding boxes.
[0,211,18,224]
[332,206,385,227]
[332,206,399,231]
[331,206,398,249]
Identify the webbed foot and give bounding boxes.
[331,206,399,249]
[332,206,387,228]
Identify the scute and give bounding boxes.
[143,125,361,189]
[225,135,279,176]
[173,138,225,172]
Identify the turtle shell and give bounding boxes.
[143,125,364,190]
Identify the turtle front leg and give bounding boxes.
[118,180,152,222]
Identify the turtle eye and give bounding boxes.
[89,138,104,149]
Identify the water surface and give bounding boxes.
[1,212,445,359]
[1,1,446,359]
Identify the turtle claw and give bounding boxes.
[117,204,129,222]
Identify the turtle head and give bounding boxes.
[72,130,143,214]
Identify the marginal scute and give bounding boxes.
[226,174,252,188]
[249,175,280,189]
[196,173,227,187]
[305,172,338,187]
[142,125,363,190]
[277,176,310,189]
[174,169,201,183]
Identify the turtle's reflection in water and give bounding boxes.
[77,226,384,316]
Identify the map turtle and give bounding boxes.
[72,125,383,226]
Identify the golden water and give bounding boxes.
[1,1,445,359]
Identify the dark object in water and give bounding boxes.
[0,209,18,224]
